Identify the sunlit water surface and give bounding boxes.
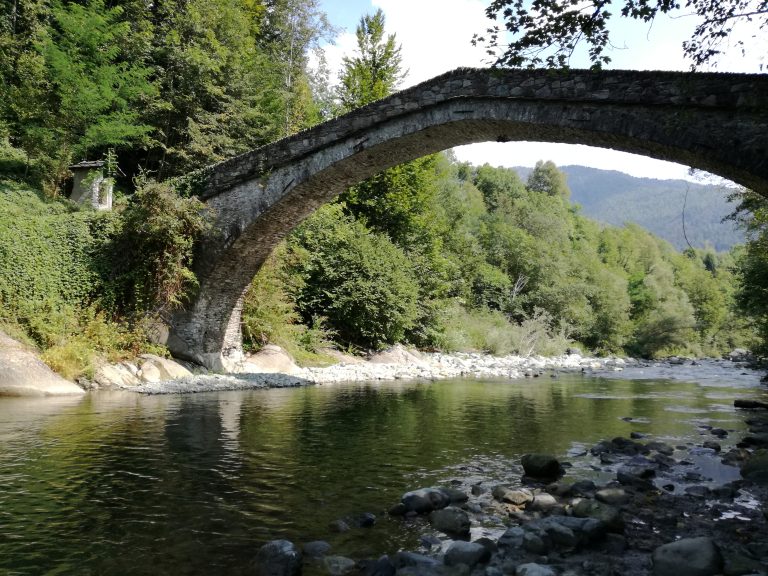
[1,367,766,575]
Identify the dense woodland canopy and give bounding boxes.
[0,0,766,379]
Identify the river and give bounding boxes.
[0,362,765,575]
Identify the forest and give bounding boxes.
[0,0,767,379]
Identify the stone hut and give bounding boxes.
[69,160,113,210]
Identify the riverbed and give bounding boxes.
[0,360,765,575]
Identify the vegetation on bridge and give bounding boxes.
[0,0,766,378]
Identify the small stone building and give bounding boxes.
[69,160,113,210]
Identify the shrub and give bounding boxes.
[288,204,420,350]
[101,176,211,319]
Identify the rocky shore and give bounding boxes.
[94,344,630,394]
[252,402,768,576]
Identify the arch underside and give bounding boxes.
[168,96,768,369]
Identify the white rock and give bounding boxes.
[139,354,193,380]
[0,331,85,396]
[138,360,164,383]
[93,363,140,388]
[239,345,302,375]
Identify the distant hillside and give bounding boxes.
[513,165,744,252]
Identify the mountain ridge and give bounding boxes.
[513,165,744,252]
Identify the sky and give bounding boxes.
[316,0,766,181]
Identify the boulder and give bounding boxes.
[595,488,630,506]
[727,348,751,362]
[734,399,768,410]
[401,487,451,514]
[93,363,140,388]
[137,359,164,383]
[140,354,193,380]
[0,331,85,396]
[528,493,558,512]
[368,344,425,366]
[521,454,562,481]
[439,487,469,504]
[323,556,356,576]
[429,506,470,537]
[741,450,768,486]
[359,556,395,576]
[302,541,331,558]
[241,345,302,375]
[572,499,623,532]
[740,433,768,448]
[652,537,723,576]
[498,527,525,549]
[516,563,557,576]
[443,541,491,567]
[393,552,440,570]
[492,485,533,505]
[523,515,607,551]
[252,540,302,576]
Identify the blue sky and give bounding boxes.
[317,0,765,181]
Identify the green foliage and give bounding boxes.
[0,179,160,378]
[473,163,526,212]
[102,176,210,318]
[241,242,335,365]
[10,0,155,188]
[730,189,768,356]
[437,303,571,356]
[287,204,420,350]
[336,9,404,110]
[527,160,570,199]
[340,155,441,248]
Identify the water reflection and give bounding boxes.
[0,372,762,575]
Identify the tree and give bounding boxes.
[729,189,768,354]
[287,204,420,350]
[260,0,336,134]
[9,0,155,186]
[474,0,768,69]
[336,9,405,110]
[527,160,570,199]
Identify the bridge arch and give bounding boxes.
[167,67,768,370]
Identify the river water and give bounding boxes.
[0,363,765,575]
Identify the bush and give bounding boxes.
[0,177,204,379]
[288,204,420,350]
[436,302,571,356]
[242,243,335,366]
[101,176,210,318]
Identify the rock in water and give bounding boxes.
[734,399,768,410]
[652,537,723,576]
[253,540,302,576]
[429,506,470,537]
[492,485,533,505]
[444,541,491,567]
[302,541,331,559]
[401,487,451,513]
[741,450,768,486]
[323,556,356,576]
[516,563,557,576]
[521,454,562,481]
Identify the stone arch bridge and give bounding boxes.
[167,67,768,370]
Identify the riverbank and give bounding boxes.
[111,345,630,394]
